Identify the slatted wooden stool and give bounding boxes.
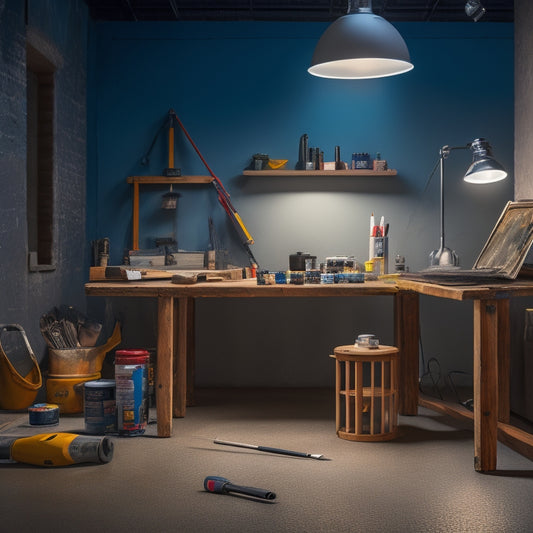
[330,344,399,441]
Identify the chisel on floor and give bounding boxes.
[213,438,324,460]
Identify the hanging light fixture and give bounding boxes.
[308,0,413,80]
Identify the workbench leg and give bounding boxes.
[156,296,173,437]
[497,299,510,424]
[186,297,196,407]
[172,297,188,418]
[394,291,420,415]
[473,299,499,472]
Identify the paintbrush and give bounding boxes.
[213,438,325,460]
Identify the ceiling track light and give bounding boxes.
[465,0,486,22]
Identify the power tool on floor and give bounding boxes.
[0,432,113,466]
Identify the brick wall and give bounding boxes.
[0,0,89,370]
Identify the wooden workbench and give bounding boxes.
[85,276,533,471]
[84,279,416,429]
[396,277,533,471]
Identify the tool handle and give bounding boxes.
[256,445,309,458]
[214,439,257,450]
[204,476,276,500]
[213,439,321,459]
[225,482,276,500]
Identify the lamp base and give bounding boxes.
[428,246,459,269]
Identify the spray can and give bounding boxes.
[115,350,150,436]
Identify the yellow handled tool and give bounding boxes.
[140,109,258,266]
[171,111,258,265]
[0,432,113,467]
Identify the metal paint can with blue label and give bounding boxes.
[84,379,116,434]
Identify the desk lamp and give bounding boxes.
[429,138,507,269]
[308,0,413,80]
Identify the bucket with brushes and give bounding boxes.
[47,322,121,376]
[45,322,121,414]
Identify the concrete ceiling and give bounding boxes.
[84,1,513,23]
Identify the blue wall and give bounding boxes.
[87,20,514,386]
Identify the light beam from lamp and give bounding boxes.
[429,138,507,269]
[308,0,413,80]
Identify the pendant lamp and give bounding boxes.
[308,0,413,80]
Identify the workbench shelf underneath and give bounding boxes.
[242,169,397,177]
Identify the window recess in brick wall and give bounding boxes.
[26,43,56,272]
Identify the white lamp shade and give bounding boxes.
[463,139,508,184]
[464,159,508,183]
[308,13,413,79]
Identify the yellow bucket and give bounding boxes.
[46,373,101,413]
[47,321,121,376]
[49,346,106,376]
[0,324,42,410]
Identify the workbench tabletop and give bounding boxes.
[85,278,399,298]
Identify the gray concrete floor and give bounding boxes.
[1,388,533,533]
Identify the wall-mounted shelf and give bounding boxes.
[127,175,214,250]
[127,175,214,185]
[242,169,397,176]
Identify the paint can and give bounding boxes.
[84,379,117,434]
[115,350,150,436]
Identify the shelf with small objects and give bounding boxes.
[243,169,397,177]
[243,145,396,177]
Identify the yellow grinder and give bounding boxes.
[0,432,113,466]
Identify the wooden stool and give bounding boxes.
[330,344,399,441]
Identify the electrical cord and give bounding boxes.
[419,357,444,400]
[418,327,473,408]
[448,370,474,411]
[419,327,443,398]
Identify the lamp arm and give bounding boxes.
[438,144,469,248]
[439,152,446,248]
[440,144,470,159]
